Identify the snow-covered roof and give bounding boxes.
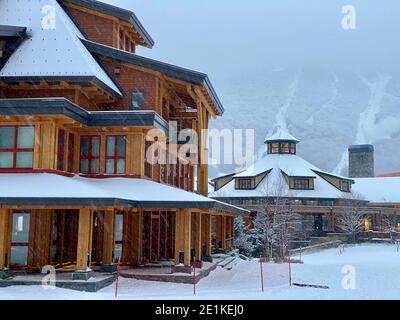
[0,0,121,96]
[353,177,400,203]
[0,173,248,214]
[264,126,300,143]
[211,138,353,199]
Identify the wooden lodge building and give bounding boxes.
[0,0,247,279]
[210,127,400,236]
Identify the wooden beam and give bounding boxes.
[204,213,212,257]
[194,212,202,262]
[102,210,115,265]
[76,208,94,271]
[0,208,10,269]
[131,210,143,265]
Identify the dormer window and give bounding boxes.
[236,178,253,190]
[290,177,314,190]
[268,141,296,155]
[340,180,351,192]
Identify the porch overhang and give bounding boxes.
[0,173,249,215]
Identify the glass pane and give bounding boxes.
[0,127,15,149]
[11,246,28,266]
[117,159,125,174]
[80,137,89,157]
[16,152,33,168]
[114,244,122,262]
[106,159,115,174]
[17,127,34,149]
[92,137,100,157]
[117,136,126,157]
[12,213,30,243]
[80,159,88,173]
[0,152,13,168]
[106,136,115,156]
[91,159,99,174]
[115,214,123,242]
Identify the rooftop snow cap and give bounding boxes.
[0,0,122,97]
[264,126,300,144]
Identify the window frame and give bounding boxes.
[79,135,101,174]
[67,133,75,173]
[0,125,34,169]
[105,135,126,175]
[235,178,254,190]
[130,89,147,110]
[292,178,313,190]
[56,129,66,171]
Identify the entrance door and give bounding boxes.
[10,212,30,268]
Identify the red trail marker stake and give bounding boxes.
[260,257,264,292]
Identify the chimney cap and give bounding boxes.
[349,144,374,152]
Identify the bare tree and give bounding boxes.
[336,191,368,243]
[252,171,304,259]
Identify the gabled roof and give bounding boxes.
[264,126,300,143]
[0,0,121,97]
[82,39,225,115]
[0,98,169,132]
[60,0,154,48]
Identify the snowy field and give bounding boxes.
[1,243,399,300]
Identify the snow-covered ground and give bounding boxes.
[1,243,399,300]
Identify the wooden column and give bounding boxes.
[127,133,145,175]
[215,215,222,250]
[76,208,93,271]
[194,212,202,262]
[131,210,143,265]
[174,209,191,266]
[0,208,10,269]
[174,209,183,265]
[102,210,115,265]
[222,215,227,251]
[183,209,191,266]
[203,213,212,257]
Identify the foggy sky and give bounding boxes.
[104,0,400,84]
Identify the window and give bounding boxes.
[340,180,351,192]
[106,136,126,174]
[11,212,30,267]
[57,129,65,171]
[114,213,124,262]
[130,89,147,109]
[67,133,75,173]
[281,142,290,153]
[80,136,100,174]
[270,143,279,154]
[0,126,34,169]
[236,178,253,189]
[293,178,313,190]
[268,142,296,154]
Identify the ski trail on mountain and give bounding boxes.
[306,71,338,125]
[333,72,392,175]
[268,66,302,136]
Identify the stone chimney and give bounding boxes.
[348,144,374,178]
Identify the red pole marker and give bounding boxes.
[115,260,121,298]
[260,257,264,292]
[288,253,292,286]
[193,262,196,295]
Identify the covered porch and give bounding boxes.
[0,173,245,280]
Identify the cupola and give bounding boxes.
[264,126,300,155]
